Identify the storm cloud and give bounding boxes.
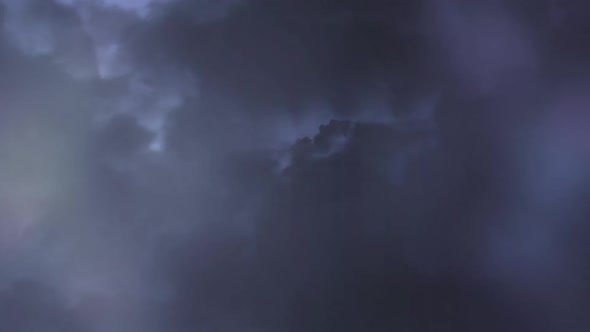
[1,0,590,331]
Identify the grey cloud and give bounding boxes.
[1,0,97,77]
[426,0,540,95]
[85,0,590,328]
[0,280,89,332]
[4,0,590,331]
[126,0,434,117]
[94,113,155,172]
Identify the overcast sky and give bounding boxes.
[1,0,590,331]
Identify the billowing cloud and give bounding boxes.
[2,0,590,331]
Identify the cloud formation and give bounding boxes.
[2,0,590,331]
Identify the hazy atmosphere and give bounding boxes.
[1,0,590,331]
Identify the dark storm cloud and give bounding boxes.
[4,0,590,331]
[73,0,590,330]
[0,2,159,331]
[95,113,154,159]
[0,281,88,332]
[1,0,96,76]
[129,0,436,116]
[150,117,560,332]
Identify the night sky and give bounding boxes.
[1,0,590,331]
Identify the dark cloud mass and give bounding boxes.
[2,0,590,331]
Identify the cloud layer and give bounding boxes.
[1,0,590,331]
